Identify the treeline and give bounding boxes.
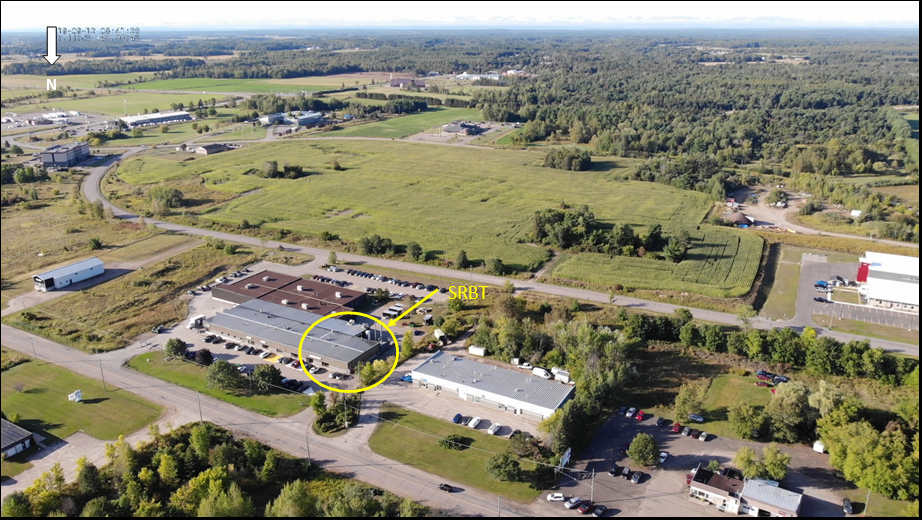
[1,163,49,185]
[542,147,591,171]
[0,422,435,517]
[355,91,475,108]
[245,161,312,180]
[531,205,687,261]
[2,58,205,76]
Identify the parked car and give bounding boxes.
[842,498,853,515]
[682,426,691,436]
[510,429,522,438]
[308,365,321,373]
[224,342,237,350]
[608,464,619,476]
[577,502,593,514]
[688,414,704,423]
[756,373,772,381]
[626,407,636,418]
[699,431,708,442]
[459,416,471,426]
[631,471,642,484]
[518,362,534,369]
[621,466,631,479]
[813,296,829,303]
[592,504,608,517]
[660,452,669,463]
[452,413,463,424]
[437,483,453,492]
[755,381,772,387]
[635,410,644,420]
[400,374,413,382]
[689,429,701,439]
[547,493,565,502]
[673,422,682,433]
[488,423,502,435]
[259,351,272,358]
[565,497,582,509]
[656,417,665,427]
[618,406,628,416]
[467,417,482,429]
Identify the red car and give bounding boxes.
[577,502,594,514]
[756,374,772,381]
[755,381,772,387]
[672,422,682,433]
[635,410,645,420]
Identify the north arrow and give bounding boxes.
[388,289,439,327]
[44,26,60,65]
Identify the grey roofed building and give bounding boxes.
[1,418,35,458]
[204,299,378,370]
[411,351,574,420]
[741,479,803,517]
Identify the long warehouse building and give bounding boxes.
[212,270,365,315]
[411,351,575,421]
[857,251,919,313]
[32,257,104,292]
[204,299,383,372]
[119,110,192,128]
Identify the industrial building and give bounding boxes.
[195,143,229,155]
[39,142,90,168]
[257,111,324,126]
[410,351,575,421]
[204,299,382,371]
[119,110,192,128]
[857,252,919,312]
[32,257,104,292]
[1,419,35,459]
[688,467,803,517]
[212,270,365,314]
[455,72,501,81]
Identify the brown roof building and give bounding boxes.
[212,270,365,315]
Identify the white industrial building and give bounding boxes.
[32,257,104,292]
[258,111,324,126]
[857,252,919,313]
[119,110,192,128]
[410,351,574,421]
[40,142,90,168]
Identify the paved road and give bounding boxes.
[77,157,918,356]
[0,325,538,516]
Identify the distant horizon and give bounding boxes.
[1,1,918,31]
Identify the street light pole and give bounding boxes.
[305,432,312,464]
[31,338,38,365]
[99,361,107,391]
[196,392,203,422]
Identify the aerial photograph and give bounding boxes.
[0,1,919,517]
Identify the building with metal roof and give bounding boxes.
[39,141,90,168]
[410,351,574,421]
[1,419,35,459]
[212,270,365,315]
[32,257,104,292]
[740,479,803,517]
[204,299,382,371]
[857,252,919,312]
[119,110,192,128]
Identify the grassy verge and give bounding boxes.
[779,245,859,264]
[830,288,861,305]
[841,488,911,517]
[698,374,772,440]
[1,357,163,442]
[1,444,38,479]
[323,107,482,138]
[368,403,541,502]
[814,315,919,346]
[98,234,200,262]
[2,244,275,352]
[759,260,800,320]
[756,231,918,258]
[127,351,309,417]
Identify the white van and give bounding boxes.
[467,417,482,429]
[488,423,502,435]
[532,367,552,379]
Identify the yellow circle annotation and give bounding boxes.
[297,311,400,394]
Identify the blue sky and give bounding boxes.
[1,1,918,30]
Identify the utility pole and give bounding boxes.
[196,392,203,422]
[31,338,38,365]
[99,361,107,391]
[305,432,312,464]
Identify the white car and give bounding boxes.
[259,351,272,359]
[659,451,669,464]
[467,417,482,429]
[546,493,565,502]
[699,431,708,442]
[518,362,534,369]
[565,497,582,509]
[488,423,502,435]
[626,407,637,418]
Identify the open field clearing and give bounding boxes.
[875,184,920,207]
[759,253,800,320]
[369,403,541,502]
[1,359,163,442]
[113,140,705,271]
[1,91,229,117]
[551,228,763,298]
[128,351,309,417]
[698,374,772,440]
[0,72,157,89]
[1,244,297,352]
[814,315,920,345]
[97,234,200,262]
[195,124,267,142]
[125,77,329,93]
[324,107,482,138]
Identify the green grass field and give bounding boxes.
[876,184,920,207]
[779,246,859,264]
[1,357,163,442]
[552,228,763,298]
[114,140,711,272]
[0,72,158,90]
[97,234,200,262]
[815,315,919,345]
[123,78,330,94]
[841,488,912,517]
[195,125,267,142]
[127,351,309,417]
[368,403,541,502]
[324,107,482,138]
[698,374,772,439]
[759,259,800,320]
[2,92,238,117]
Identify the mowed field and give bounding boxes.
[551,227,764,297]
[876,184,920,207]
[1,91,228,117]
[114,140,712,271]
[124,78,330,93]
[0,72,157,89]
[324,107,482,138]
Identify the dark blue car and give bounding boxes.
[452,413,462,424]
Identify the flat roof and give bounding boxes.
[42,142,89,154]
[742,479,802,513]
[411,351,574,411]
[1,418,32,450]
[234,299,367,336]
[691,468,744,495]
[34,257,103,281]
[219,270,364,314]
[119,110,190,125]
[863,252,919,277]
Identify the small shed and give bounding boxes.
[727,212,754,227]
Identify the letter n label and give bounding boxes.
[47,78,57,90]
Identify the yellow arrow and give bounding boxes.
[388,289,439,327]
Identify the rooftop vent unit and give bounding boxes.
[281,299,289,305]
[263,276,271,281]
[297,285,304,291]
[245,283,255,289]
[302,303,309,310]
[335,291,343,298]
